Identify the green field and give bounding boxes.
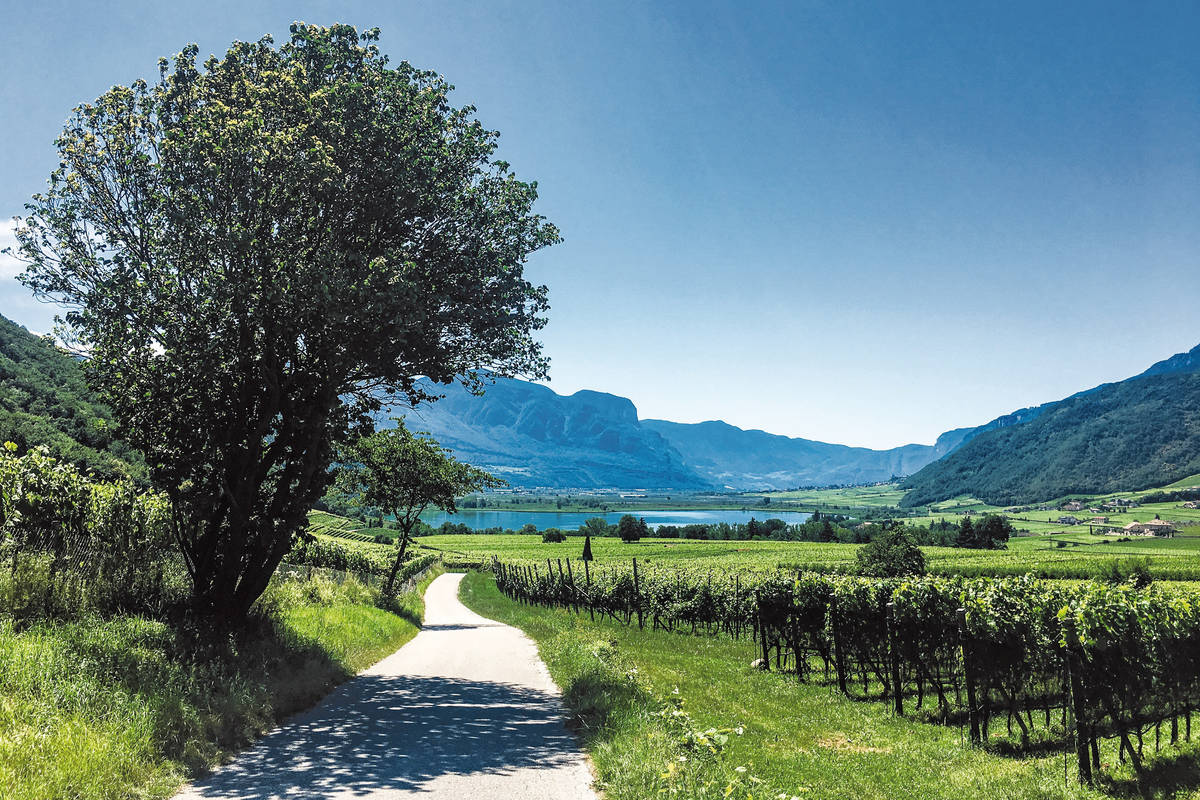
[418,531,1200,580]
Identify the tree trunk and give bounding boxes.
[385,532,413,595]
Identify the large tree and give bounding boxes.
[337,422,501,595]
[11,24,559,618]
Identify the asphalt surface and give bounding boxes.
[173,572,598,799]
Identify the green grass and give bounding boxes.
[459,571,1117,800]
[0,566,442,800]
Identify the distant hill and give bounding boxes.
[0,315,143,480]
[901,346,1200,506]
[641,419,944,489]
[383,378,709,489]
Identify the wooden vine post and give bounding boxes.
[565,558,578,614]
[957,608,981,745]
[887,602,903,716]
[632,558,644,629]
[583,558,594,621]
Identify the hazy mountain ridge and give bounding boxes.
[385,378,709,489]
[641,419,941,489]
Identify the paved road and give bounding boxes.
[174,573,597,800]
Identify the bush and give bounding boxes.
[855,528,926,577]
[1098,557,1153,588]
[542,530,567,543]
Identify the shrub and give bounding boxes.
[855,528,926,577]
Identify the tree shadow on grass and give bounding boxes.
[1098,744,1200,799]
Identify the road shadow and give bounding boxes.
[182,673,581,798]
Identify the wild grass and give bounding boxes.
[0,566,441,800]
[459,570,1127,800]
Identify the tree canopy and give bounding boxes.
[337,422,501,593]
[12,23,559,618]
[855,527,926,577]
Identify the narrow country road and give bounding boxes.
[174,572,597,800]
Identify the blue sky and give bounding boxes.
[2,1,1198,449]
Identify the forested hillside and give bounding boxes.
[0,314,143,479]
[901,370,1200,506]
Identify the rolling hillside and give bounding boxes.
[0,314,143,479]
[901,367,1200,507]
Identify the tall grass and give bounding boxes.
[0,568,440,800]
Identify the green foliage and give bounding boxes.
[14,23,558,620]
[464,572,1108,799]
[0,571,430,800]
[337,422,500,593]
[617,515,649,543]
[496,556,1200,784]
[0,443,178,618]
[541,529,567,543]
[854,528,926,576]
[1096,556,1154,588]
[0,315,143,481]
[902,371,1200,506]
[954,514,1011,549]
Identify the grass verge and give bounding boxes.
[0,564,442,800]
[459,570,1120,800]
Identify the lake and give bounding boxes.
[419,508,812,531]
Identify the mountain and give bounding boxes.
[0,315,144,479]
[385,378,709,489]
[641,419,941,489]
[900,345,1200,507]
[387,377,961,491]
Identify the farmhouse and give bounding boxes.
[1183,500,1199,510]
[1123,520,1176,537]
[1057,515,1081,525]
[1061,501,1084,512]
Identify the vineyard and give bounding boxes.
[494,556,1200,785]
[420,532,1200,581]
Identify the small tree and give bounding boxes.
[580,517,611,538]
[856,528,926,577]
[955,516,977,548]
[541,529,566,543]
[338,422,502,594]
[617,514,642,543]
[581,534,594,561]
[974,514,1012,550]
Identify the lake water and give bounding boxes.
[419,508,812,531]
